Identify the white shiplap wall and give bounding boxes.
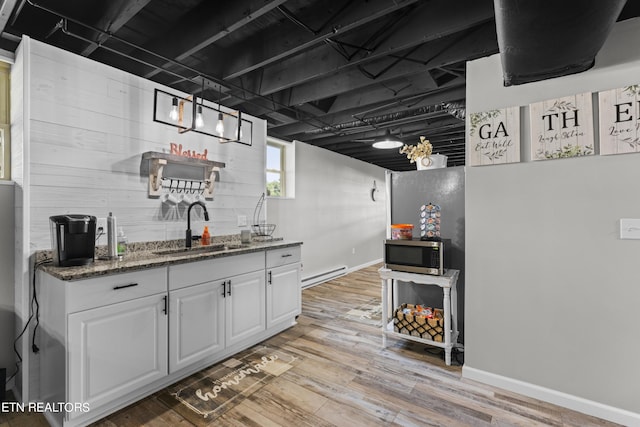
[27,38,266,249]
[10,36,28,400]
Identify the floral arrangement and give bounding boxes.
[399,136,433,163]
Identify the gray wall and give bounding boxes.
[267,141,387,280]
[0,181,14,387]
[464,17,640,420]
[390,166,465,341]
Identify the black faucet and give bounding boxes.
[186,201,210,248]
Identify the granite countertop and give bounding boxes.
[38,237,302,281]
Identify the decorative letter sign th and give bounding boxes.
[529,93,594,161]
[599,85,640,155]
[468,107,520,166]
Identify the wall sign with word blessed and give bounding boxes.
[598,84,640,155]
[529,93,594,161]
[468,106,520,166]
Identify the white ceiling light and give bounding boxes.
[372,130,403,149]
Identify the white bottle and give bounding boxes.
[107,212,118,259]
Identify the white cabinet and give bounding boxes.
[67,294,168,418]
[38,267,168,424]
[37,244,301,426]
[266,246,301,328]
[169,280,225,373]
[225,270,266,347]
[168,268,265,373]
[168,251,266,372]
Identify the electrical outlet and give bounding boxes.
[352,247,356,254]
[620,218,640,239]
[96,217,107,242]
[237,215,247,227]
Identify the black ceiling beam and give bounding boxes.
[326,73,456,116]
[307,117,465,147]
[80,0,150,57]
[271,80,465,138]
[220,74,464,136]
[247,0,494,97]
[143,0,287,80]
[221,0,420,80]
[275,22,496,108]
[331,140,466,158]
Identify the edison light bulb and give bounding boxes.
[215,112,224,136]
[169,97,179,121]
[195,105,204,128]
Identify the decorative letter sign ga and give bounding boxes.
[529,93,594,161]
[468,107,520,166]
[599,85,640,155]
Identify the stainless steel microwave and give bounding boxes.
[384,238,450,275]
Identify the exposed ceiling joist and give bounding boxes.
[4,0,636,171]
[80,0,150,56]
[222,0,420,80]
[248,0,494,96]
[143,0,287,80]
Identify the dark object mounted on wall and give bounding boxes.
[494,0,628,86]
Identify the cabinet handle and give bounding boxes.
[113,283,138,290]
[268,271,272,285]
[162,295,167,315]
[222,281,226,297]
[281,253,292,258]
[227,280,232,296]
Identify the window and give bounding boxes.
[266,142,284,196]
[266,137,295,198]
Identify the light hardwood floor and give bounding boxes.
[2,264,621,426]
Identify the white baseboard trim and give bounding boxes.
[347,258,383,274]
[462,366,640,427]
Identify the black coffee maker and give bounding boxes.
[50,215,97,267]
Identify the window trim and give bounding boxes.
[266,137,295,199]
[266,141,285,197]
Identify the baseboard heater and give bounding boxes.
[301,265,347,289]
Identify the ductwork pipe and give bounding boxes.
[494,0,627,86]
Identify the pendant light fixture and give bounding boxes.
[169,97,179,121]
[195,78,205,129]
[372,129,403,149]
[216,84,224,137]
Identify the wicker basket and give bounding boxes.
[393,303,444,342]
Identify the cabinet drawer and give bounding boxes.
[266,246,301,268]
[67,267,167,313]
[169,251,265,290]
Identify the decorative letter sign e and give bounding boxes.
[598,85,640,155]
[529,93,594,161]
[468,106,520,166]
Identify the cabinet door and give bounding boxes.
[67,294,168,418]
[267,263,301,328]
[169,280,225,373]
[225,270,266,347]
